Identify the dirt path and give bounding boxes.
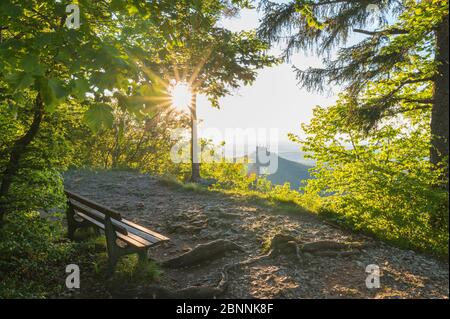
[64,170,449,299]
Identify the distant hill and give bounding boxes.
[247,153,312,190]
[277,142,316,166]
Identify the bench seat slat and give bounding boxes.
[75,211,146,248]
[70,200,164,245]
[117,220,161,245]
[121,219,169,242]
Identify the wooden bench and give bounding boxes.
[65,190,169,275]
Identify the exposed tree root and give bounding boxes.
[217,251,272,292]
[165,223,204,234]
[161,239,244,268]
[301,240,367,253]
[217,234,301,291]
[267,234,301,257]
[311,250,360,257]
[149,236,369,299]
[216,235,368,293]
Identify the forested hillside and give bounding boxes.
[248,154,312,189]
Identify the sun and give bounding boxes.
[170,82,192,111]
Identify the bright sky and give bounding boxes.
[196,7,338,151]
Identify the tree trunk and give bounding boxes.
[111,124,120,169]
[0,94,44,223]
[190,93,201,182]
[431,14,449,189]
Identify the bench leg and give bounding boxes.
[93,227,101,236]
[138,249,148,263]
[106,251,119,277]
[66,203,94,240]
[105,216,117,275]
[104,216,122,277]
[66,203,76,240]
[104,216,152,276]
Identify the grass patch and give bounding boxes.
[158,175,210,194]
[158,175,184,189]
[114,255,161,284]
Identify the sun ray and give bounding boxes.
[125,47,213,111]
[187,46,213,91]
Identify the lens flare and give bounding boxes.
[170,82,192,111]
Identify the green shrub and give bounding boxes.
[295,100,449,258]
[0,211,75,298]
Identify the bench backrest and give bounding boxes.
[65,190,122,220]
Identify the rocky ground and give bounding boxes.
[64,170,449,299]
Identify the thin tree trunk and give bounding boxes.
[111,124,120,169]
[190,93,200,182]
[431,14,449,189]
[0,94,44,223]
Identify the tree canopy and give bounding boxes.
[0,0,276,221]
[259,0,449,182]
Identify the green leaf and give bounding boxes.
[0,2,22,17]
[126,4,139,15]
[6,72,35,92]
[48,79,68,100]
[36,77,57,112]
[21,55,44,76]
[35,78,67,112]
[72,78,90,99]
[83,103,114,132]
